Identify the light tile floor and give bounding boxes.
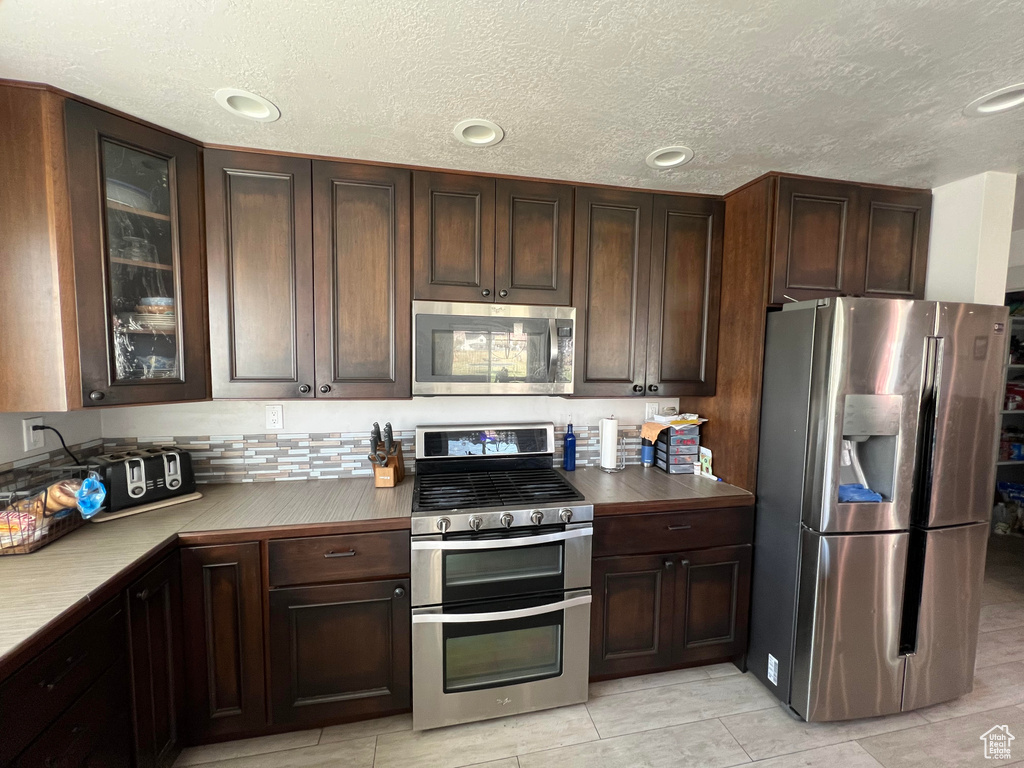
[175,535,1024,768]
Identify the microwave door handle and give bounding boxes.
[412,594,592,624]
[548,318,558,382]
[411,527,592,551]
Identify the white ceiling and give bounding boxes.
[2,0,1023,195]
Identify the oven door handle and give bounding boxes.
[411,527,592,551]
[412,594,592,624]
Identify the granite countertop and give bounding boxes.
[0,467,751,672]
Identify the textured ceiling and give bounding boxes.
[2,0,1023,194]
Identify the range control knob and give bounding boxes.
[436,517,451,533]
[468,516,483,531]
[559,508,573,523]
[500,513,515,528]
[531,510,544,526]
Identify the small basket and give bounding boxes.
[0,468,90,556]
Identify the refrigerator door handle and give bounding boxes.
[909,336,943,528]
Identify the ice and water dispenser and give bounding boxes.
[838,394,902,503]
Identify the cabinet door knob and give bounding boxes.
[136,588,151,601]
[89,390,105,401]
[498,289,508,298]
[319,384,331,394]
[648,384,659,393]
[298,384,311,394]
[679,559,690,567]
[632,384,644,393]
[481,289,491,297]
[394,586,406,599]
[664,559,674,569]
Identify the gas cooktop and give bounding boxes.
[413,468,583,513]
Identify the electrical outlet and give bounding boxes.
[22,417,44,452]
[645,402,660,421]
[265,404,284,430]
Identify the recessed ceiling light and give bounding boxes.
[964,83,1024,117]
[214,88,280,122]
[453,119,504,147]
[645,146,695,169]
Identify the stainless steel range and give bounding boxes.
[410,422,593,730]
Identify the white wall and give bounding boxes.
[925,171,1017,304]
[0,410,102,465]
[100,397,680,439]
[1004,175,1024,292]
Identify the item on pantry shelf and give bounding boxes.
[1006,381,1024,411]
[995,482,1024,535]
[563,422,576,471]
[1000,426,1024,461]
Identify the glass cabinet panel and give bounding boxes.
[101,140,180,382]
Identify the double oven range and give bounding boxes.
[410,423,593,730]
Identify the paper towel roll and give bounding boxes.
[599,417,619,470]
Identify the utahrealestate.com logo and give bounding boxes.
[980,725,1015,760]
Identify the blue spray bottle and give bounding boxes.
[563,419,577,471]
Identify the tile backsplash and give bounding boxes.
[1,426,645,491]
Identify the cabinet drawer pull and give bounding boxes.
[324,549,356,559]
[38,652,88,691]
[667,524,692,531]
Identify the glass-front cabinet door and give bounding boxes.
[65,100,206,406]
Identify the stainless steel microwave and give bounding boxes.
[412,301,575,395]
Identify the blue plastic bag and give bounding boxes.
[838,483,883,503]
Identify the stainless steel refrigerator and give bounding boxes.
[749,297,1008,721]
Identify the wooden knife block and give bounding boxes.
[372,443,405,488]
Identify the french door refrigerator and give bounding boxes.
[749,297,1007,721]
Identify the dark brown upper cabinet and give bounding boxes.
[646,195,724,397]
[770,175,930,305]
[858,186,931,299]
[204,153,411,399]
[572,187,653,397]
[65,100,207,406]
[573,188,723,397]
[205,150,315,399]
[413,173,574,305]
[413,171,495,302]
[494,179,574,305]
[313,162,411,398]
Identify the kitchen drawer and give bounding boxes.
[0,598,126,765]
[268,530,410,587]
[15,657,132,768]
[593,507,754,558]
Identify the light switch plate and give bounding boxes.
[22,417,44,452]
[265,404,284,430]
[645,402,660,421]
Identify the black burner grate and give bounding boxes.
[413,469,583,512]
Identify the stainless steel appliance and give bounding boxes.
[90,447,196,513]
[410,422,593,730]
[749,298,1008,721]
[412,301,575,395]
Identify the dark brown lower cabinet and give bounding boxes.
[180,543,267,741]
[590,554,675,677]
[591,545,751,679]
[127,554,183,768]
[269,579,411,725]
[14,659,133,768]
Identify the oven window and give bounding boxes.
[446,545,563,587]
[442,530,567,602]
[443,597,564,692]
